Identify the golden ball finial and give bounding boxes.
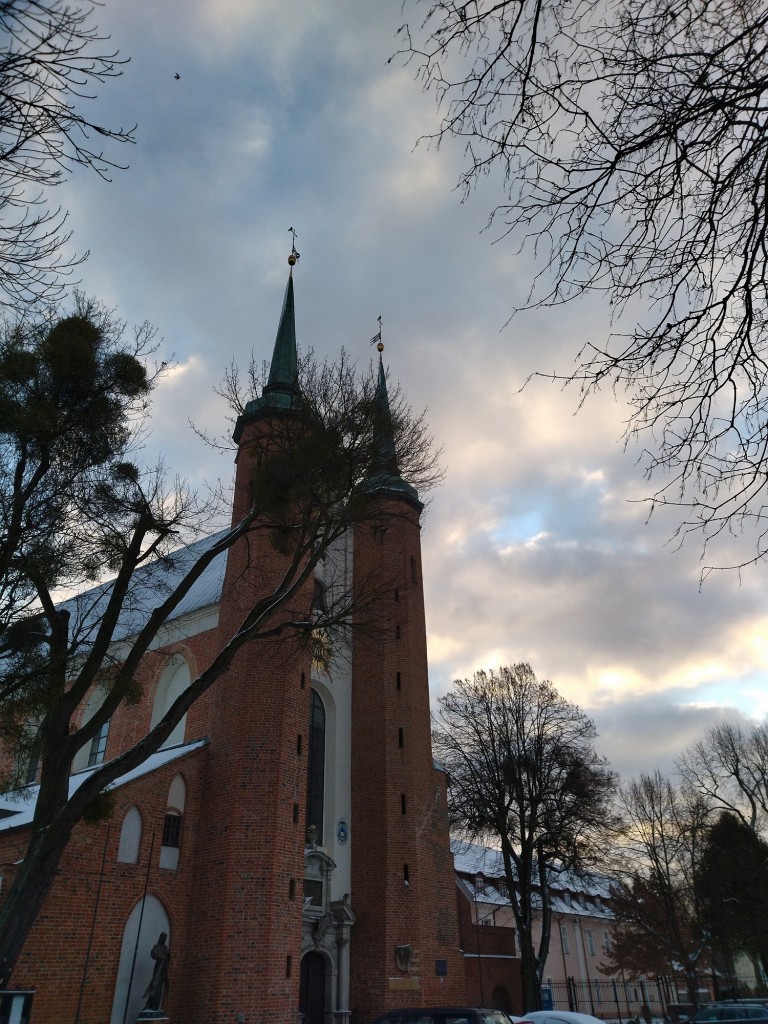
[377,341,384,353]
[288,253,297,266]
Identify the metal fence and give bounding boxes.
[542,974,768,1022]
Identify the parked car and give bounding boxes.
[523,1011,606,1024]
[371,1008,516,1024]
[667,1003,696,1023]
[690,1006,768,1024]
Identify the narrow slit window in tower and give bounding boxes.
[306,690,326,845]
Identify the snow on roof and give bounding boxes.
[452,839,505,877]
[0,738,208,833]
[61,529,230,645]
[451,838,614,910]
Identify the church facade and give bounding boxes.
[0,269,467,1024]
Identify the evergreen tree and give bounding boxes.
[696,812,768,985]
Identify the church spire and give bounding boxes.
[365,329,420,506]
[372,350,398,476]
[263,270,298,400]
[233,243,302,442]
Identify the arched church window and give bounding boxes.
[23,737,40,785]
[88,719,110,766]
[15,720,41,785]
[117,806,142,864]
[162,810,182,849]
[71,690,111,773]
[150,656,190,748]
[312,578,327,613]
[159,774,186,871]
[306,690,326,845]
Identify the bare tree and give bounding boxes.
[0,0,134,310]
[0,300,440,984]
[606,772,710,1005]
[678,721,768,834]
[400,0,768,569]
[432,664,618,1010]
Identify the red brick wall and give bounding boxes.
[174,417,313,1024]
[350,493,464,1021]
[0,747,206,1024]
[455,884,523,1013]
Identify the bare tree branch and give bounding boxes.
[401,0,768,570]
[0,0,135,310]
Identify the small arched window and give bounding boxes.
[117,806,142,864]
[159,774,186,871]
[162,810,182,849]
[15,719,41,785]
[72,691,110,773]
[23,735,40,786]
[312,579,327,614]
[150,656,190,748]
[88,720,110,766]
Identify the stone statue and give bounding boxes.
[142,932,170,1012]
[313,911,334,945]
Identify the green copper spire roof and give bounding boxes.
[233,261,302,442]
[264,272,298,398]
[365,350,420,506]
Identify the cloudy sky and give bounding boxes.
[53,0,767,781]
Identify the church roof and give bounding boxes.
[265,271,298,398]
[61,529,229,646]
[363,353,420,506]
[0,738,208,834]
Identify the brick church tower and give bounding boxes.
[349,344,465,1013]
[184,260,464,1022]
[182,256,314,1023]
[184,259,464,1021]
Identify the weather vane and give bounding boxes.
[288,226,300,268]
[370,315,383,353]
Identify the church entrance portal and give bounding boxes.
[300,950,326,1024]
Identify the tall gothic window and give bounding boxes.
[306,690,326,844]
[87,719,110,766]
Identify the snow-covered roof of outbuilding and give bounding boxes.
[453,839,506,877]
[0,737,208,834]
[452,838,614,914]
[61,529,230,645]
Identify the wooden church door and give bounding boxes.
[300,951,326,1024]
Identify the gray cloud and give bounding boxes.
[49,0,768,777]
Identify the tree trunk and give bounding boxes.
[683,963,700,1011]
[518,924,542,1011]
[0,820,72,987]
